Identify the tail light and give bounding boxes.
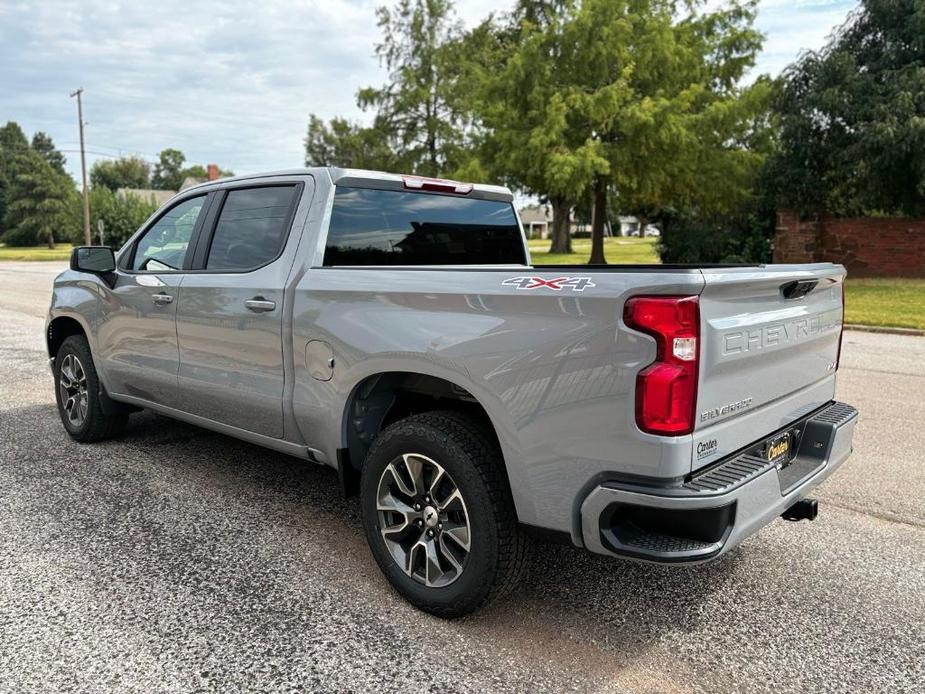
[624,296,700,436]
[836,281,845,370]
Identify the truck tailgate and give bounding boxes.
[693,264,845,470]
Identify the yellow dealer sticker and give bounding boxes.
[767,433,792,465]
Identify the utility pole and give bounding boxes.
[70,88,91,246]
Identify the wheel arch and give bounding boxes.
[47,314,89,361]
[47,312,133,417]
[338,370,520,504]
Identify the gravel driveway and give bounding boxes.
[0,262,923,693]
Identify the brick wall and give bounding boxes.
[773,209,925,277]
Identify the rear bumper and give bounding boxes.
[580,401,858,563]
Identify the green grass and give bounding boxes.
[0,243,74,261]
[844,279,925,330]
[528,236,660,265]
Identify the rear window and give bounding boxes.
[206,186,297,271]
[323,187,525,266]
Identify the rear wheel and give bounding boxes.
[54,335,128,442]
[360,411,528,617]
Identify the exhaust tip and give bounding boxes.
[782,498,818,522]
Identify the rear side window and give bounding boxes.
[323,187,525,266]
[206,186,297,271]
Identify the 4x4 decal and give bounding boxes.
[502,276,596,292]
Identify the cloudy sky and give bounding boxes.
[0,0,858,184]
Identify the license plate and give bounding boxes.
[767,432,793,468]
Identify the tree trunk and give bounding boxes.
[548,198,572,254]
[47,230,55,250]
[588,179,607,265]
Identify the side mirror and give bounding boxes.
[71,246,116,273]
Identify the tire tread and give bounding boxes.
[364,410,529,617]
[56,335,128,443]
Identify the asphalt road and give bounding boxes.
[0,261,923,693]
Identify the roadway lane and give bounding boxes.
[0,262,922,693]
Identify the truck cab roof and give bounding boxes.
[182,167,514,203]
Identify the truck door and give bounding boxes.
[175,182,305,439]
[97,193,211,408]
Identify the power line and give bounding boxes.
[58,143,220,169]
[59,149,155,160]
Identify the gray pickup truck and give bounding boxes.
[47,168,857,616]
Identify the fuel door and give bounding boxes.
[306,340,334,381]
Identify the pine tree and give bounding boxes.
[3,149,75,248]
[31,132,67,175]
[0,121,30,238]
[357,0,467,176]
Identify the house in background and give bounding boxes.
[518,204,590,238]
[616,216,660,237]
[115,188,175,208]
[118,164,223,210]
[518,204,658,239]
[180,165,222,191]
[518,204,552,239]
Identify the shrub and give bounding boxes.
[64,187,158,248]
[656,204,774,264]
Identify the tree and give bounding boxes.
[0,121,30,238]
[469,1,599,254]
[30,132,67,175]
[150,149,232,189]
[0,122,28,152]
[90,156,151,191]
[467,1,766,262]
[73,187,158,248]
[151,148,186,190]
[357,0,468,176]
[304,114,402,170]
[552,0,768,263]
[3,149,75,248]
[181,164,234,180]
[768,0,925,216]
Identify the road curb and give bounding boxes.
[845,324,925,337]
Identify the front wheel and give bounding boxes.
[360,411,528,618]
[54,335,128,442]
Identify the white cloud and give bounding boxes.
[754,0,857,76]
[0,0,858,184]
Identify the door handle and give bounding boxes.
[245,297,276,313]
[152,293,174,305]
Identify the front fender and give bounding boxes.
[47,271,107,364]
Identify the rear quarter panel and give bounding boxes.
[290,266,704,539]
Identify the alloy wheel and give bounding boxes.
[58,353,88,428]
[376,453,471,587]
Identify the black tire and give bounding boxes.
[54,335,128,443]
[360,411,528,618]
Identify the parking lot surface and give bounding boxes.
[0,262,923,693]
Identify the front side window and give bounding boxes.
[323,187,526,266]
[205,186,297,271]
[132,195,205,271]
